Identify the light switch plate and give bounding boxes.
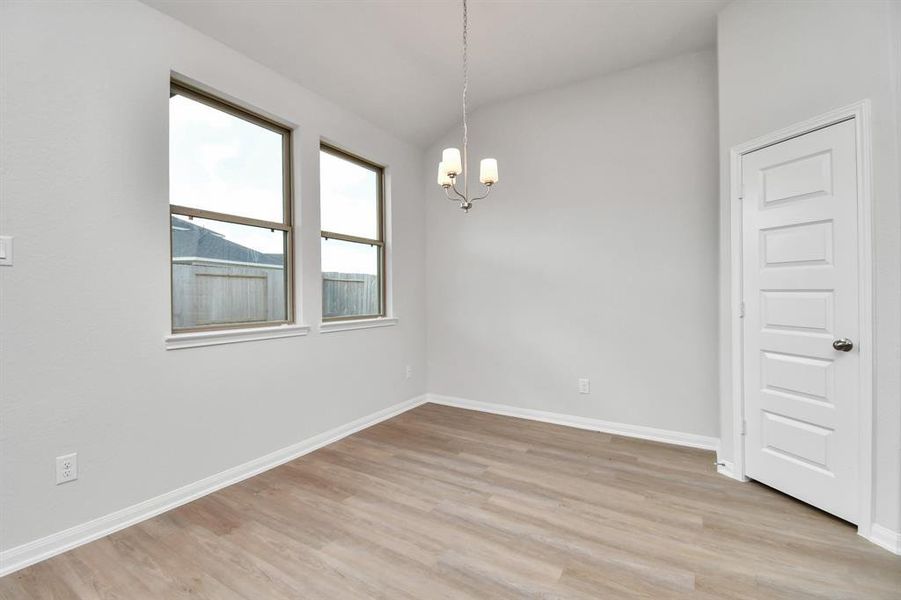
[0,236,12,266]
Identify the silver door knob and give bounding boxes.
[832,338,854,352]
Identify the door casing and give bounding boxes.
[723,100,874,539]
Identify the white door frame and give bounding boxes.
[725,100,874,538]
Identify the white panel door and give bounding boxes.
[741,119,860,523]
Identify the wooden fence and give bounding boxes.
[172,260,378,327]
[322,272,379,318]
[172,260,285,328]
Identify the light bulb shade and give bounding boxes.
[437,162,452,187]
[479,158,498,184]
[442,148,462,175]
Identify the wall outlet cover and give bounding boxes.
[56,453,78,484]
[578,378,591,394]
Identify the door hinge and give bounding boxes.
[741,419,747,436]
[739,301,745,318]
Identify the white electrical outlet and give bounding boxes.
[578,378,590,394]
[56,453,77,484]
[405,365,413,380]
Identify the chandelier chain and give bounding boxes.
[462,0,468,198]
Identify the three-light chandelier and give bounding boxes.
[436,0,498,212]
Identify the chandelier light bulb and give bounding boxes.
[442,148,462,175]
[479,158,498,185]
[437,162,453,187]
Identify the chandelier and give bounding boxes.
[436,0,498,212]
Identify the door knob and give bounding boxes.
[832,338,854,352]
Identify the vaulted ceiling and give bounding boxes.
[143,0,727,146]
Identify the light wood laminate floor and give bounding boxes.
[2,403,899,599]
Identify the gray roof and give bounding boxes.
[171,216,283,266]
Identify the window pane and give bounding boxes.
[170,93,285,223]
[172,215,286,329]
[321,238,380,318]
[320,150,379,239]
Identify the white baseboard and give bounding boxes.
[0,394,428,578]
[17,392,892,577]
[426,394,719,451]
[714,458,748,482]
[865,523,901,555]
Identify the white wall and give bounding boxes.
[4,0,898,562]
[0,1,426,552]
[425,51,720,438]
[716,0,901,533]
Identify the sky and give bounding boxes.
[170,93,378,275]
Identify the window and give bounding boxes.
[320,145,385,320]
[169,82,293,332]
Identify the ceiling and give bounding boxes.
[143,0,728,147]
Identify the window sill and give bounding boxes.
[165,323,311,350]
[319,317,398,334]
